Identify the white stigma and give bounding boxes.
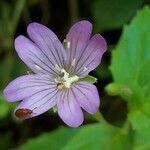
[61,69,79,88]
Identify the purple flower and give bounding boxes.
[3,21,107,127]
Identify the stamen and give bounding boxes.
[71,58,76,67]
[59,72,65,78]
[61,69,69,78]
[57,83,64,90]
[54,69,79,89]
[35,65,42,71]
[83,66,88,72]
[55,64,61,71]
[63,39,71,49]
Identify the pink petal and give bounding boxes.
[72,82,100,114]
[14,87,58,119]
[3,74,56,102]
[66,20,92,69]
[27,23,67,68]
[75,34,107,76]
[57,90,83,128]
[15,36,59,76]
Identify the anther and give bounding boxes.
[63,39,71,49]
[57,83,64,90]
[71,58,76,67]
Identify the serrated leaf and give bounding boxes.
[129,110,150,150]
[63,123,131,150]
[109,6,150,150]
[110,6,150,103]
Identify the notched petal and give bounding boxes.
[72,82,100,114]
[27,22,67,67]
[75,34,107,76]
[66,20,92,67]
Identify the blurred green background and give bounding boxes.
[0,0,150,149]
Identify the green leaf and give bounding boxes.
[94,58,112,80]
[21,123,131,150]
[110,6,150,103]
[64,123,131,150]
[105,83,132,98]
[79,75,97,84]
[137,60,150,98]
[0,132,13,150]
[0,92,12,118]
[109,6,150,149]
[20,127,78,150]
[92,0,142,31]
[11,0,25,35]
[0,2,11,36]
[129,110,150,150]
[0,55,14,89]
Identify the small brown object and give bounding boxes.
[57,82,64,90]
[15,108,32,119]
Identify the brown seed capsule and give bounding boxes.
[15,109,32,119]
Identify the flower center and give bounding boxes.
[55,69,79,90]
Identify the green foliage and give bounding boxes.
[129,110,150,149]
[0,0,25,40]
[0,55,14,89]
[21,123,131,150]
[0,93,13,118]
[20,127,78,150]
[0,55,27,89]
[0,0,27,89]
[0,132,13,150]
[105,83,132,98]
[64,123,131,150]
[137,61,150,97]
[92,0,142,31]
[109,6,150,103]
[107,6,150,150]
[79,75,97,84]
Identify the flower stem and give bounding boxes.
[93,111,107,124]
